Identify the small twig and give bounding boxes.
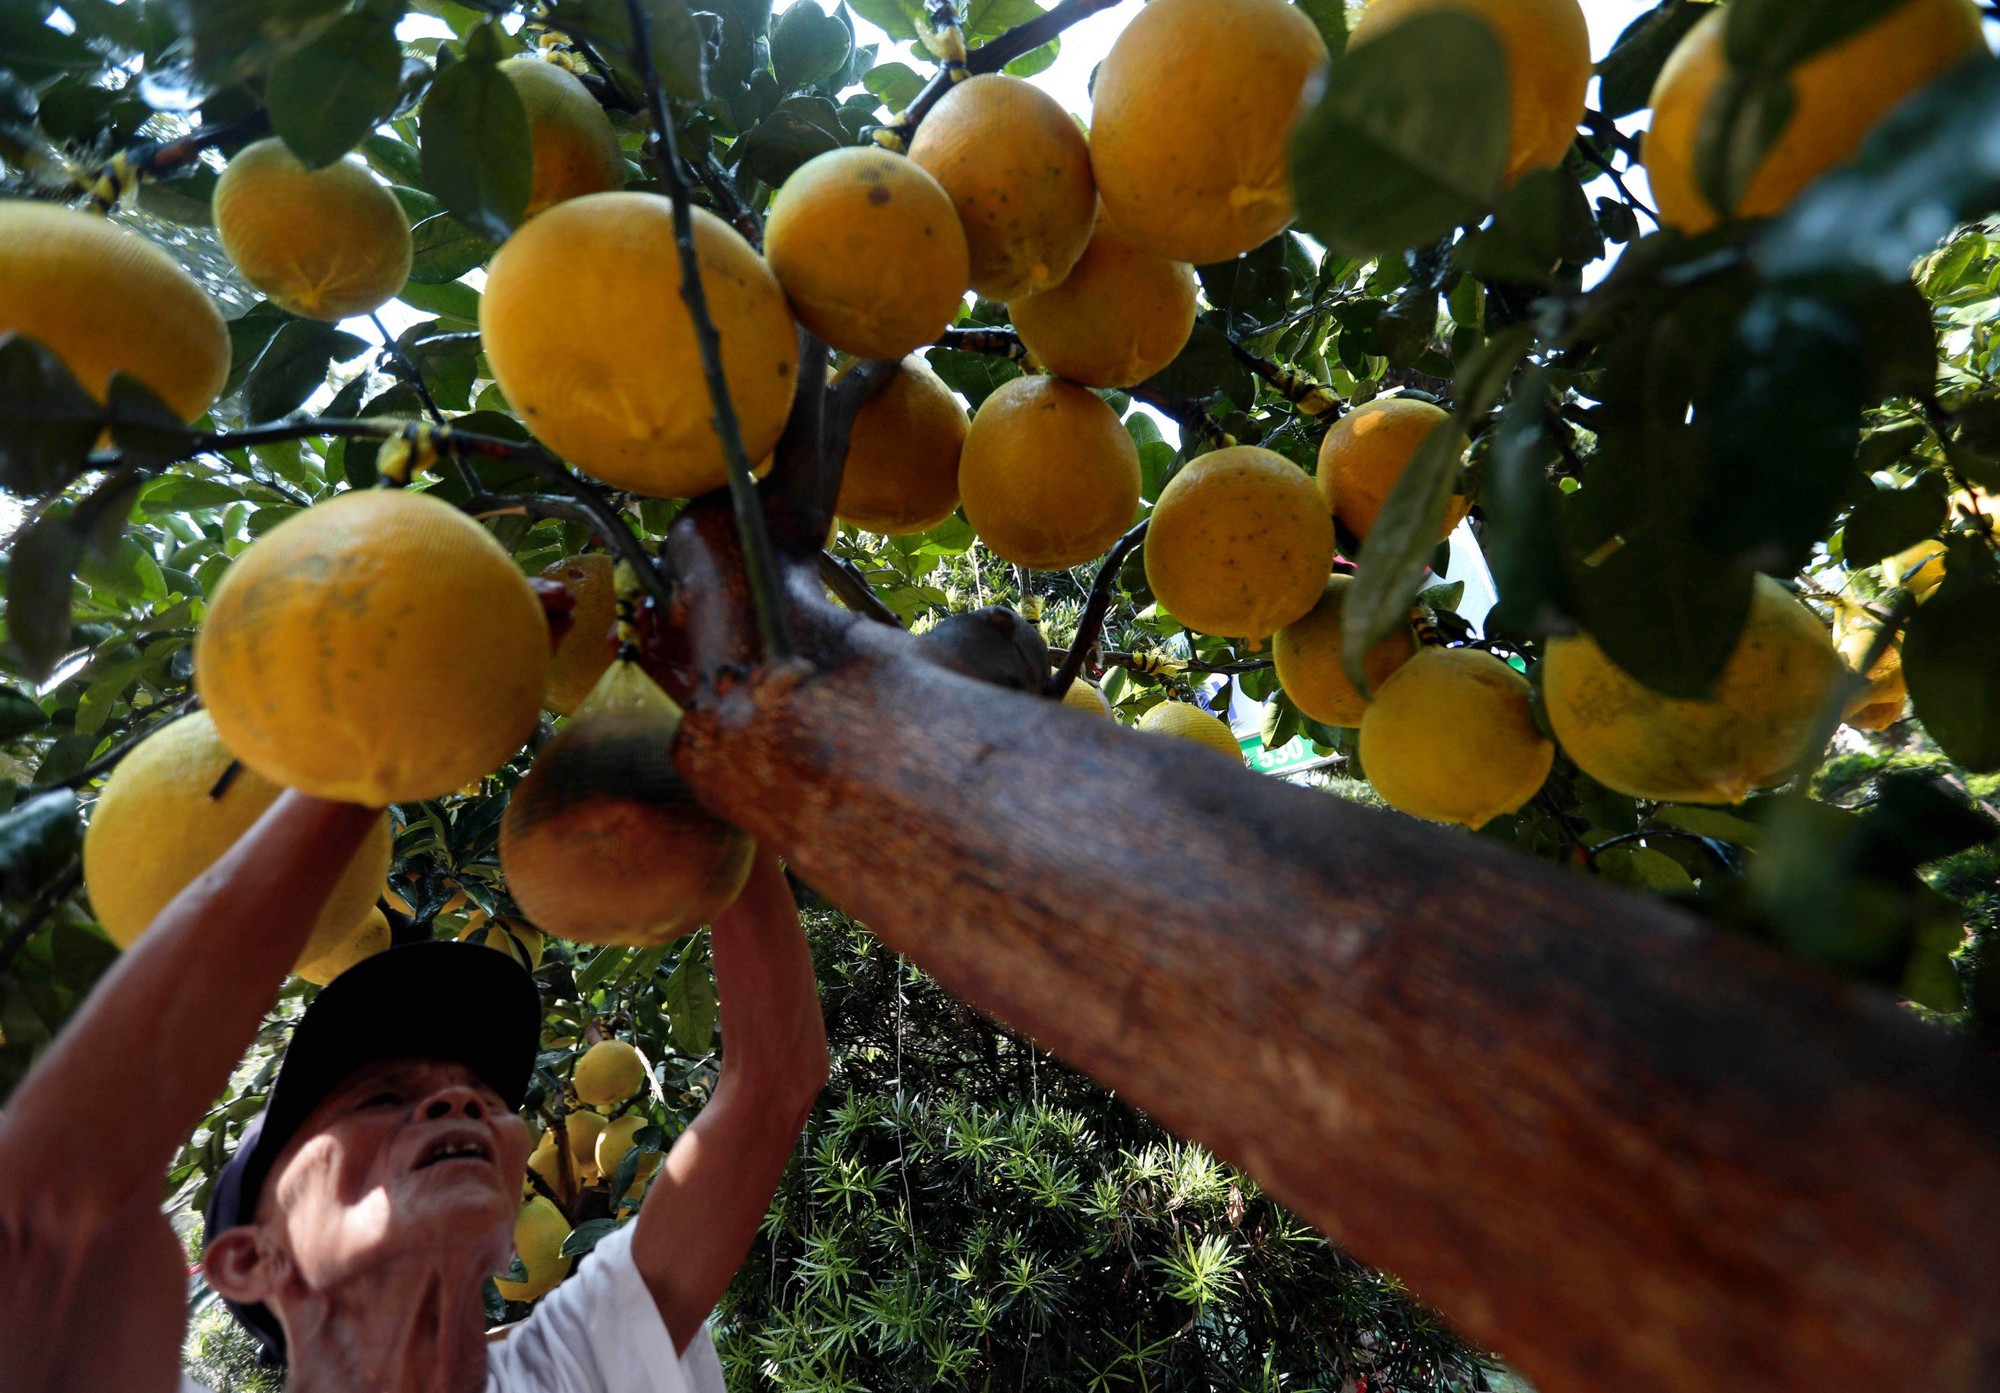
[1571,131,1660,227]
[819,550,903,627]
[523,1155,575,1224]
[1046,520,1148,697]
[1535,791,1595,869]
[370,312,488,499]
[625,0,797,668]
[1128,387,1235,452]
[0,861,83,976]
[82,110,272,208]
[1048,645,1273,678]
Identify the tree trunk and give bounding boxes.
[666,507,2000,1393]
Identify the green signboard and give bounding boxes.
[1237,732,1338,778]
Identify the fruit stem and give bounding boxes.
[624,0,799,669]
[0,860,82,976]
[1046,519,1149,699]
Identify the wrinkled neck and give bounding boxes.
[276,1249,492,1393]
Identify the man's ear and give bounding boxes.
[204,1225,284,1305]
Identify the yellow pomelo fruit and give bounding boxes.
[213,138,411,321]
[1273,575,1417,727]
[82,711,394,964]
[1145,445,1334,642]
[495,1196,572,1302]
[908,74,1096,300]
[1543,576,1845,804]
[562,1108,607,1183]
[1060,680,1115,718]
[482,193,798,497]
[1833,600,1907,732]
[1351,0,1592,184]
[1360,648,1552,829]
[1317,398,1470,545]
[1008,217,1197,389]
[958,375,1140,569]
[458,915,546,970]
[596,1114,663,1186]
[195,488,550,805]
[1137,700,1242,761]
[0,201,229,421]
[1644,0,1984,233]
[1088,0,1329,265]
[765,147,970,360]
[295,907,392,987]
[1882,539,1947,601]
[574,1039,648,1109]
[501,660,755,945]
[836,356,969,535]
[500,56,626,218]
[527,1132,572,1202]
[542,553,618,716]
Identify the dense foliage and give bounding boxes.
[4,0,2000,1387]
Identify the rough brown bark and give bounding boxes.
[664,505,2000,1393]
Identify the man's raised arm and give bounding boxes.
[0,791,382,1228]
[630,847,830,1353]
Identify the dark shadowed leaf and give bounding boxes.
[104,373,194,468]
[1723,0,1903,73]
[223,302,291,399]
[1693,66,1794,220]
[772,0,852,89]
[1340,415,1465,694]
[6,514,85,682]
[1140,318,1255,411]
[420,41,532,242]
[0,337,102,498]
[1903,577,2000,772]
[1291,12,1509,257]
[0,688,47,741]
[1756,56,2000,284]
[1596,0,1711,118]
[166,0,345,84]
[0,791,79,899]
[1843,473,1948,568]
[1697,290,1869,574]
[408,212,498,284]
[731,96,845,186]
[243,320,369,421]
[270,12,404,168]
[1484,380,1575,637]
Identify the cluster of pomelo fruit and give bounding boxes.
[8,0,1988,980]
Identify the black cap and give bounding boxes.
[202,940,541,1359]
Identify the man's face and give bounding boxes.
[255,1056,533,1288]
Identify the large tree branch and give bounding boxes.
[662,499,2000,1393]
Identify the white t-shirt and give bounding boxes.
[179,1224,726,1393]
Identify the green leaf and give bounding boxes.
[420,39,532,243]
[1197,235,1295,330]
[360,132,426,186]
[0,790,78,900]
[242,320,369,421]
[559,1217,621,1258]
[1453,166,1600,288]
[1902,577,2000,772]
[1722,0,1903,74]
[1653,805,1760,845]
[223,302,291,400]
[862,60,925,110]
[1290,11,1509,258]
[166,0,346,85]
[1596,0,1712,119]
[772,0,852,90]
[1339,415,1465,694]
[573,945,631,996]
[1003,38,1058,78]
[847,0,925,41]
[395,279,482,326]
[1596,844,1696,894]
[7,514,86,682]
[0,337,103,498]
[1843,473,1949,568]
[270,12,404,168]
[663,945,719,1055]
[408,212,497,284]
[1295,0,1347,55]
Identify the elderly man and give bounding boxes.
[0,788,827,1392]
